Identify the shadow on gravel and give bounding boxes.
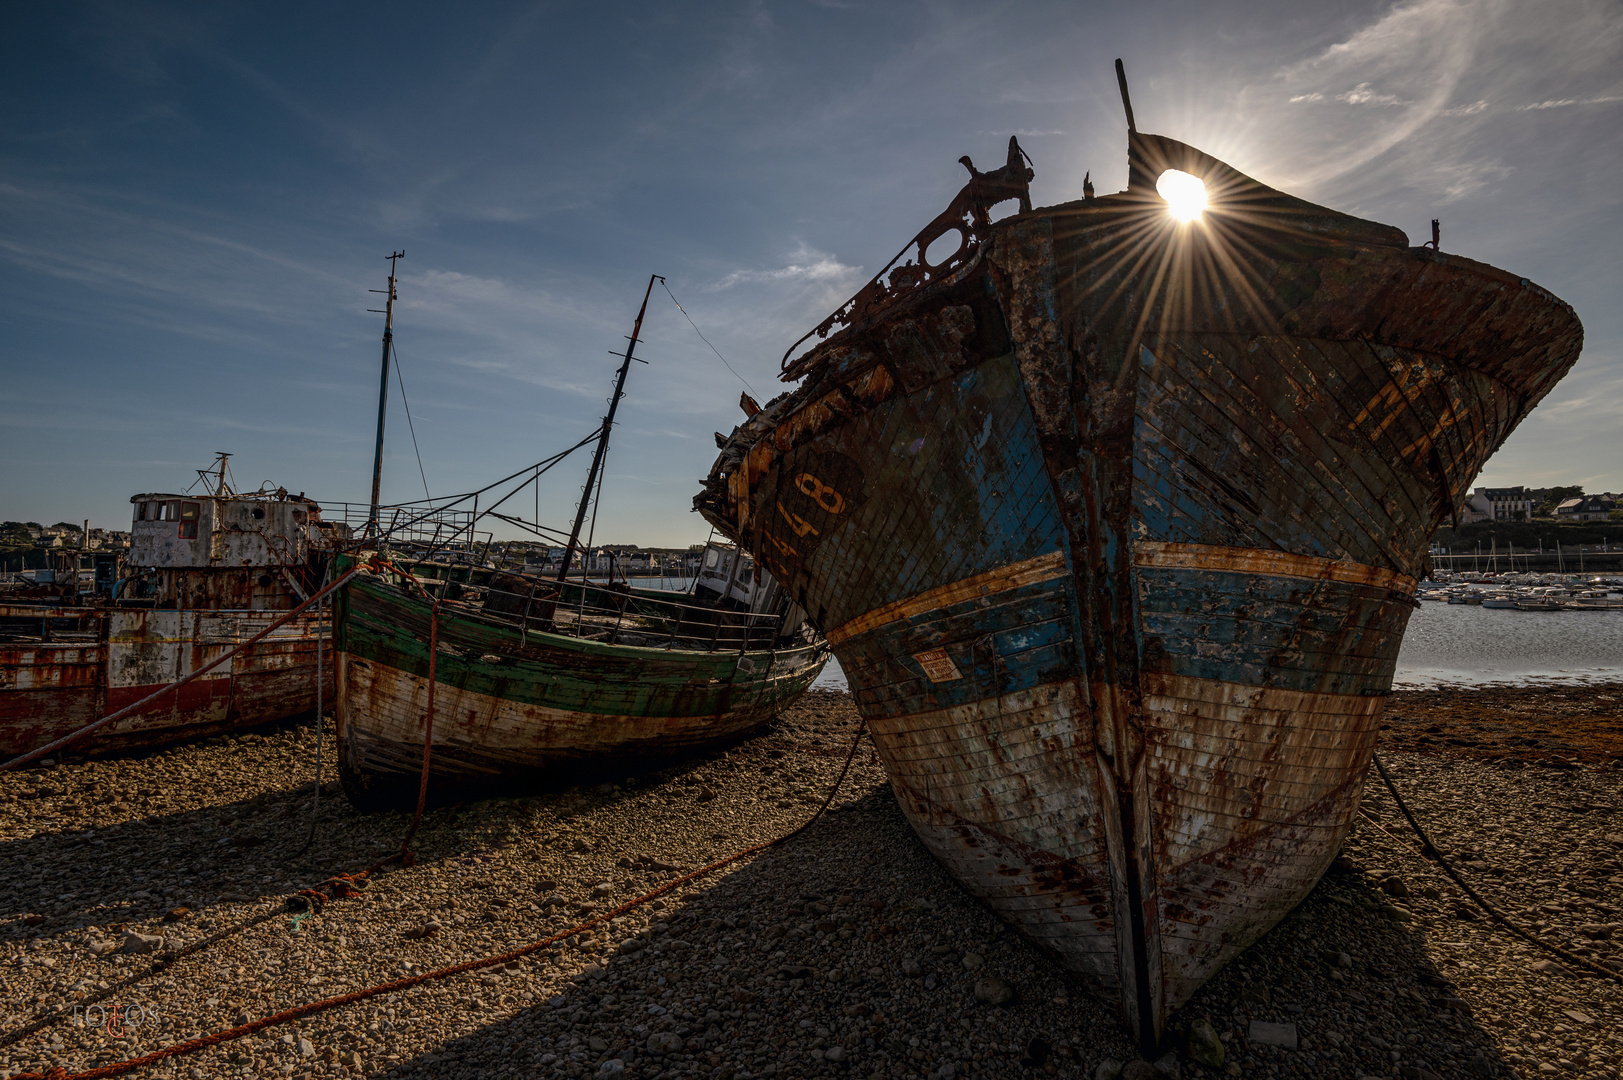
[0,778,401,944]
[1176,864,1516,1080]
[2,700,1562,1080]
[374,783,1143,1080]
[366,840,1529,1080]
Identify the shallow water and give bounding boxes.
[1392,598,1623,687]
[807,598,1623,693]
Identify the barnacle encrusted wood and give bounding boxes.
[695,128,1583,1049]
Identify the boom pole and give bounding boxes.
[558,273,663,581]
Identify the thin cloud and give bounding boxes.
[1336,82,1409,107]
[1265,0,1495,186]
[712,249,861,290]
[977,128,1066,137]
[1518,94,1623,110]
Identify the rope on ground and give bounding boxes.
[1,564,367,772]
[2,558,425,1052]
[13,715,870,1080]
[1370,750,1621,984]
[0,851,403,1052]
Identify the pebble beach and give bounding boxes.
[2,686,1620,1080]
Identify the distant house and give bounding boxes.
[1555,494,1619,522]
[1459,486,1534,523]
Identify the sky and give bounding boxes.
[2,0,1620,545]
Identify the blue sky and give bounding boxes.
[3,0,1619,544]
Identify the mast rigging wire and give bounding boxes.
[660,280,757,398]
[367,428,602,545]
[389,338,434,503]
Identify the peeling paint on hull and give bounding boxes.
[696,131,1583,1047]
[334,571,828,807]
[0,606,330,758]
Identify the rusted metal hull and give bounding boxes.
[696,132,1583,1047]
[334,570,829,807]
[0,604,331,758]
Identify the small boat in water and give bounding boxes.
[695,63,1582,1049]
[335,273,828,807]
[1,455,345,759]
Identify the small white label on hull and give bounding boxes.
[912,648,962,682]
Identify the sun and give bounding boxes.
[1156,169,1207,223]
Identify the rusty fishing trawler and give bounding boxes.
[695,63,1584,1047]
[335,274,828,808]
[0,455,344,759]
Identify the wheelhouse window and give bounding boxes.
[179,501,200,539]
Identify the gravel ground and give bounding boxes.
[1,687,1619,1080]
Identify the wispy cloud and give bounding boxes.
[711,247,861,290]
[1335,82,1409,107]
[1263,0,1495,186]
[978,128,1065,137]
[1517,94,1623,110]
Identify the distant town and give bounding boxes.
[2,482,1618,575]
[0,516,708,578]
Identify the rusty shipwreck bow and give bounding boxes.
[695,67,1582,1051]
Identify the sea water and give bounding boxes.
[1392,600,1623,687]
[809,602,1623,692]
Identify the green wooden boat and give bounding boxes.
[334,555,827,808]
[333,274,828,809]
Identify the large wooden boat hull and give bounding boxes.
[696,132,1582,1047]
[0,604,331,758]
[334,571,829,806]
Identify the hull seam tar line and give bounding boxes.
[825,550,1068,646]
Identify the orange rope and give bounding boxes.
[13,715,868,1080]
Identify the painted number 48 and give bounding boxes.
[771,473,845,554]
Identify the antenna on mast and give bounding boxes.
[195,452,233,497]
[212,452,232,497]
[366,251,405,541]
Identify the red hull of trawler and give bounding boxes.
[0,605,330,758]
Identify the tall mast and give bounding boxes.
[367,250,405,540]
[557,273,662,581]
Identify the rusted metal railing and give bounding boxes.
[378,562,795,653]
